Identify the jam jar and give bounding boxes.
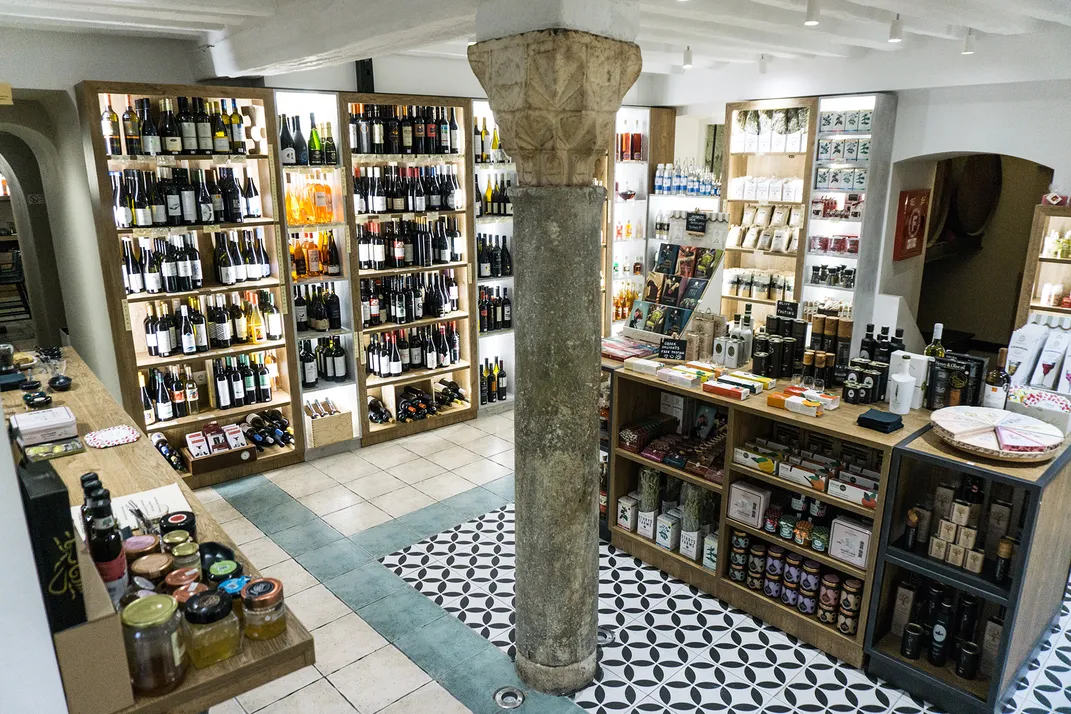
[131,553,175,589]
[779,515,798,540]
[124,534,160,564]
[243,578,288,641]
[763,576,782,599]
[164,567,201,594]
[840,578,864,615]
[797,589,818,615]
[171,542,200,570]
[781,582,800,608]
[731,530,750,549]
[219,576,252,624]
[184,590,242,669]
[208,559,244,586]
[810,526,830,553]
[120,594,189,695]
[161,530,190,554]
[783,553,803,586]
[173,582,208,611]
[800,560,821,592]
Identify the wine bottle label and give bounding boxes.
[182,332,197,353]
[211,195,224,213]
[193,323,208,347]
[180,123,197,146]
[982,385,1008,408]
[144,408,155,425]
[374,244,386,263]
[232,379,245,400]
[156,331,171,355]
[304,361,318,382]
[314,190,328,208]
[164,136,183,153]
[196,122,212,148]
[246,196,262,217]
[145,330,157,349]
[114,206,132,228]
[235,316,247,337]
[267,313,283,338]
[281,147,296,164]
[214,137,230,153]
[129,272,144,293]
[164,194,181,216]
[428,193,441,209]
[134,207,153,226]
[220,266,237,284]
[178,260,192,278]
[504,305,511,322]
[296,305,308,323]
[157,400,173,420]
[180,192,196,219]
[143,135,162,155]
[328,263,341,275]
[190,260,203,281]
[95,551,128,605]
[234,262,247,281]
[151,205,167,224]
[199,202,214,222]
[230,122,244,143]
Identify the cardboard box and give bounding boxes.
[660,393,696,435]
[891,583,916,636]
[945,543,966,568]
[679,529,701,561]
[702,532,719,571]
[11,406,78,446]
[656,513,681,551]
[826,479,877,510]
[928,536,948,560]
[733,446,776,473]
[950,501,972,527]
[829,516,872,568]
[617,495,638,532]
[956,526,978,551]
[638,510,657,540]
[965,549,986,574]
[937,519,959,543]
[54,534,134,714]
[984,501,1012,556]
[933,485,956,520]
[777,462,828,491]
[727,481,772,529]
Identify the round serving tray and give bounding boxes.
[930,406,1063,463]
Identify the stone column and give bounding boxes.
[468,29,641,695]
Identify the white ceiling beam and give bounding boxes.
[203,0,477,77]
[636,35,813,62]
[832,0,1040,35]
[0,0,277,19]
[0,14,205,38]
[639,0,904,50]
[0,7,227,33]
[638,15,859,57]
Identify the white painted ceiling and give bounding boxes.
[3,0,1071,78]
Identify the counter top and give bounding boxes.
[4,348,314,714]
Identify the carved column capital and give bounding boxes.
[468,28,642,187]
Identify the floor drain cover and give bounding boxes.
[596,626,616,646]
[494,686,525,709]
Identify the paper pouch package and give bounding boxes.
[1008,322,1050,386]
[1029,329,1070,391]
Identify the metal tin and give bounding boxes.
[901,623,924,659]
[798,590,818,615]
[764,577,783,599]
[800,560,821,592]
[840,578,864,614]
[769,336,783,376]
[817,603,838,624]
[765,545,785,577]
[781,337,797,378]
[781,583,800,608]
[752,351,771,377]
[731,530,750,549]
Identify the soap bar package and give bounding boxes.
[1007,321,1050,386]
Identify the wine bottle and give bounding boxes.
[229,99,246,154]
[177,97,198,155]
[157,98,183,155]
[983,348,1011,409]
[280,114,296,165]
[308,113,323,165]
[293,116,309,166]
[89,498,128,606]
[212,100,231,154]
[139,372,155,425]
[193,97,213,155]
[925,323,946,358]
[138,98,160,156]
[101,95,122,156]
[121,95,141,156]
[323,121,338,165]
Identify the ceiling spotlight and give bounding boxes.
[888,13,903,43]
[758,54,768,74]
[682,46,693,69]
[962,28,975,54]
[805,0,820,26]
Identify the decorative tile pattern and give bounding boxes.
[381,504,1071,714]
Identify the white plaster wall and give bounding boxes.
[264,64,360,92]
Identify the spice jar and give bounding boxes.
[243,578,288,641]
[819,574,841,609]
[173,583,208,611]
[164,567,201,594]
[171,542,200,570]
[810,526,830,553]
[184,590,242,668]
[161,530,190,554]
[124,535,160,564]
[132,553,174,588]
[120,594,189,695]
[208,559,243,586]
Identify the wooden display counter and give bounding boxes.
[4,348,314,714]
[865,426,1071,714]
[608,367,929,668]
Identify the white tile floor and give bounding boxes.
[201,410,516,714]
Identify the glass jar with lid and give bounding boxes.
[161,529,190,553]
[219,576,252,624]
[171,542,200,570]
[173,582,208,611]
[123,534,160,564]
[242,578,287,640]
[164,567,201,594]
[120,594,189,695]
[208,559,243,586]
[131,553,174,588]
[184,590,242,669]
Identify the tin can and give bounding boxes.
[783,553,803,585]
[730,547,748,567]
[729,564,746,582]
[781,582,800,608]
[781,337,797,378]
[819,574,841,609]
[752,351,771,378]
[731,530,750,549]
[817,603,838,625]
[748,542,768,575]
[800,560,821,592]
[798,590,818,615]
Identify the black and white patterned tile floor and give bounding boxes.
[381,504,1071,714]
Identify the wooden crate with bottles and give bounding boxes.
[76,81,303,486]
[339,92,480,445]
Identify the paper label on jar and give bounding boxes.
[170,630,186,667]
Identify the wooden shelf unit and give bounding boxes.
[1015,204,1071,327]
[608,367,929,668]
[865,427,1071,714]
[339,92,479,446]
[76,80,304,483]
[721,98,818,323]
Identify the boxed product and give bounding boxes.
[826,478,877,510]
[655,512,681,550]
[638,509,657,540]
[11,406,78,447]
[889,350,932,410]
[624,357,663,375]
[1029,330,1070,391]
[1007,321,1050,386]
[1007,386,1071,434]
[890,582,916,637]
[777,462,828,491]
[733,445,776,473]
[617,495,638,532]
[679,528,701,562]
[829,516,871,568]
[928,536,948,560]
[660,393,697,435]
[702,532,719,571]
[727,481,772,529]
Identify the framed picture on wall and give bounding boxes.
[893,189,930,261]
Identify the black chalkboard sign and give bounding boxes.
[685,212,709,235]
[658,338,688,361]
[776,300,799,319]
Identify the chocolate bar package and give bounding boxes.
[659,274,684,306]
[653,243,681,274]
[678,278,709,310]
[627,301,652,330]
[693,248,718,278]
[676,246,697,278]
[643,272,666,303]
[662,307,692,337]
[644,303,667,333]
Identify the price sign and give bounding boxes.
[776,300,799,319]
[658,338,688,361]
[685,212,709,236]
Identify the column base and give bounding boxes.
[516,650,597,695]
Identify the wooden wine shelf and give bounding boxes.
[125,278,283,303]
[293,274,348,284]
[287,221,348,231]
[356,209,466,222]
[475,216,513,225]
[116,217,277,236]
[361,311,468,334]
[146,391,293,433]
[478,328,514,338]
[725,247,797,258]
[725,198,804,205]
[107,153,271,165]
[303,376,357,393]
[296,327,352,340]
[365,399,473,435]
[1029,303,1071,314]
[1038,256,1071,265]
[136,339,288,368]
[729,463,876,519]
[366,360,470,388]
[614,448,723,495]
[473,161,515,169]
[722,295,779,306]
[358,261,467,278]
[282,165,343,174]
[350,152,465,165]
